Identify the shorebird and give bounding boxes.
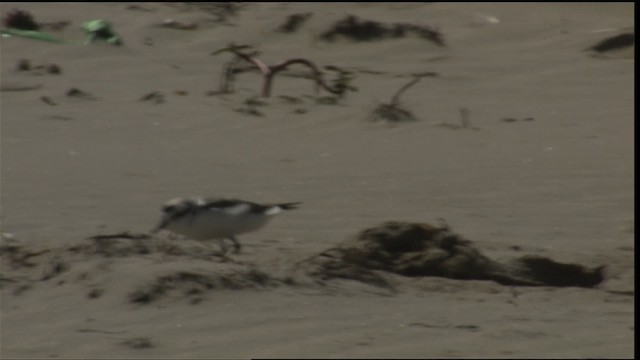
[151,197,300,254]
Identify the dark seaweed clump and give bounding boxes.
[320,15,445,46]
[277,12,313,33]
[588,33,635,53]
[3,8,40,30]
[294,221,606,289]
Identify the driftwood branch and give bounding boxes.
[213,44,349,97]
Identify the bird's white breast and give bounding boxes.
[164,207,272,240]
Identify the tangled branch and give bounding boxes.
[213,44,353,98]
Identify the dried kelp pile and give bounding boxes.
[293,221,605,289]
[320,15,445,46]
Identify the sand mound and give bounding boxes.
[0,233,277,304]
[1,222,607,303]
[293,221,605,289]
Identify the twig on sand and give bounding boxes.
[390,75,422,107]
[371,72,435,123]
[436,106,480,130]
[212,43,353,98]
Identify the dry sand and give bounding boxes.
[0,2,634,359]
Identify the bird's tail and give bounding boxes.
[276,202,301,210]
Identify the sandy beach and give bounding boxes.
[0,3,634,358]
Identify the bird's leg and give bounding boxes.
[229,236,242,254]
[216,238,229,256]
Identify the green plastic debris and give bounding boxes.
[82,19,123,46]
[1,28,65,43]
[2,18,123,46]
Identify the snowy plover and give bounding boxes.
[151,197,300,254]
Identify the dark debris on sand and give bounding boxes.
[277,12,313,33]
[122,337,154,349]
[588,32,634,53]
[293,221,605,289]
[320,15,445,46]
[2,8,40,31]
